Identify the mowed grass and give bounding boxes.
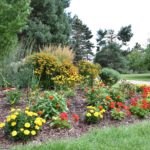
[12,121,150,150]
[121,73,150,81]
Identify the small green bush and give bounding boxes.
[100,68,120,86]
[6,90,21,105]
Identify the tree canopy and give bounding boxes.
[0,0,31,60]
[70,16,94,62]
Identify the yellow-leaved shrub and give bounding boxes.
[78,60,101,86]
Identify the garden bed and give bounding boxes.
[0,87,150,150]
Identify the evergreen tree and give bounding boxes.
[0,0,31,60]
[94,43,128,72]
[20,0,71,51]
[70,16,94,62]
[96,25,133,51]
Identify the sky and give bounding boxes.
[67,0,150,49]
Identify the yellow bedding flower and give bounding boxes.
[86,113,91,117]
[11,122,16,126]
[11,130,17,137]
[24,130,30,135]
[10,114,17,120]
[31,130,36,136]
[94,112,99,117]
[24,123,31,128]
[0,123,5,128]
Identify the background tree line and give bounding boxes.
[1,0,150,73]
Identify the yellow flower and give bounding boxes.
[11,108,16,112]
[26,107,29,110]
[10,114,17,120]
[20,128,24,132]
[35,125,40,130]
[90,110,94,113]
[86,113,91,117]
[24,130,30,135]
[6,116,11,122]
[42,119,46,123]
[34,118,43,126]
[14,112,19,115]
[24,123,31,128]
[26,111,33,117]
[94,112,99,117]
[0,123,5,128]
[11,122,16,126]
[11,130,17,137]
[31,130,36,136]
[99,114,103,119]
[100,109,106,113]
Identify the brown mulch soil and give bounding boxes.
[0,89,149,150]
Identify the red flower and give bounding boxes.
[72,114,79,122]
[130,97,138,106]
[123,105,129,110]
[117,102,124,107]
[49,95,54,100]
[60,112,68,121]
[98,105,103,110]
[109,102,115,109]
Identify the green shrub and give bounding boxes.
[6,90,21,105]
[31,91,68,120]
[100,68,120,86]
[110,108,126,120]
[0,61,33,88]
[0,108,45,141]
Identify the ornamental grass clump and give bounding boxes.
[0,108,46,141]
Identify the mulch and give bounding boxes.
[0,89,149,150]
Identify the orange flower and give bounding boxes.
[106,96,111,100]
[38,111,43,115]
[49,95,54,100]
[98,105,103,110]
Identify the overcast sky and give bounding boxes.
[67,0,150,49]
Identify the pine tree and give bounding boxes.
[70,16,94,62]
[20,0,71,51]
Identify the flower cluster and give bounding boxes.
[0,108,46,141]
[130,98,150,118]
[50,112,79,129]
[85,106,105,124]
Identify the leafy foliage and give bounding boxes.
[31,91,68,120]
[0,0,31,60]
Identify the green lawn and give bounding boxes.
[121,73,150,81]
[12,121,150,150]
